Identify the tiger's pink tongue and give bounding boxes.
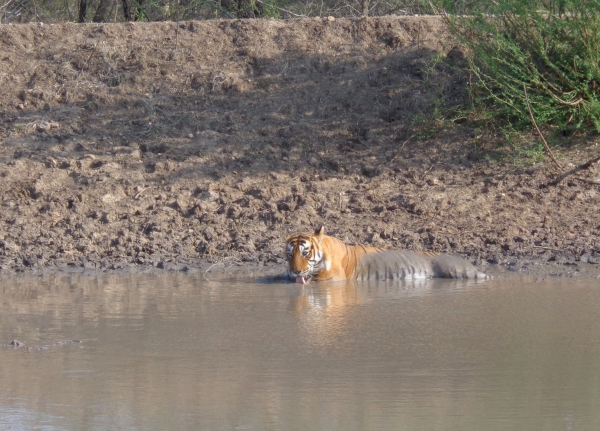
[296,276,308,284]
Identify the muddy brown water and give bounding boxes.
[1,273,600,430]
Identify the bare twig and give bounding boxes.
[255,0,308,17]
[580,153,600,169]
[133,186,152,199]
[573,176,600,185]
[399,135,411,149]
[79,43,97,72]
[174,0,179,51]
[0,0,14,11]
[203,257,246,281]
[523,83,562,171]
[532,245,565,252]
[549,153,600,186]
[387,136,412,164]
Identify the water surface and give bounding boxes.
[1,273,599,430]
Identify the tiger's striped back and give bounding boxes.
[355,250,488,280]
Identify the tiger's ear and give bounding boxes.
[314,225,325,243]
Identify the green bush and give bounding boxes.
[438,0,600,131]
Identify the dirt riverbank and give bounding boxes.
[1,17,599,278]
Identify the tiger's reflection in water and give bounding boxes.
[288,283,358,347]
[287,277,487,347]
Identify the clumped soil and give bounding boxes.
[0,17,599,277]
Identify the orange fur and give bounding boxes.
[286,226,485,282]
[286,226,385,282]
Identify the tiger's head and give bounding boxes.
[285,226,326,284]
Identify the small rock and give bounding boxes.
[548,254,568,263]
[100,212,115,224]
[200,190,219,202]
[36,121,59,132]
[22,256,37,267]
[9,217,24,226]
[487,256,501,265]
[362,164,380,177]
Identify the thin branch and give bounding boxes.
[573,176,600,185]
[174,0,179,51]
[523,83,563,171]
[133,186,152,199]
[578,153,600,170]
[532,245,565,252]
[254,0,308,17]
[549,152,600,186]
[0,0,14,11]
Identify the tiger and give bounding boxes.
[285,226,488,284]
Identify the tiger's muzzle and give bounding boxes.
[287,268,312,284]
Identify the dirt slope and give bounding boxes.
[0,17,599,276]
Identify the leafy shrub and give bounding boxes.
[438,0,600,131]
